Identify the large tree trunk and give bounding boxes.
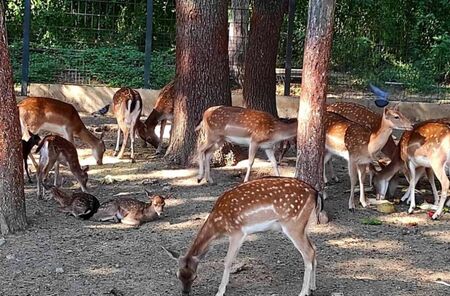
[165,0,231,166]
[0,1,27,235]
[242,0,287,117]
[229,0,249,87]
[295,0,336,191]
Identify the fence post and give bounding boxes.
[21,0,31,96]
[143,0,153,89]
[284,0,296,96]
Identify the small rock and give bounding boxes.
[377,203,396,214]
[6,254,15,260]
[102,175,117,185]
[115,264,120,268]
[0,238,6,247]
[55,267,64,273]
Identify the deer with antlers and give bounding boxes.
[18,97,105,165]
[324,105,412,210]
[35,135,89,199]
[373,119,450,219]
[164,177,322,296]
[196,106,297,184]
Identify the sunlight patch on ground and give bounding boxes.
[327,237,404,252]
[381,215,427,225]
[422,230,450,243]
[190,196,218,202]
[85,223,136,230]
[84,267,121,276]
[156,214,210,231]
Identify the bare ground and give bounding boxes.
[1,114,449,296]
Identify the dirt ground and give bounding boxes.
[1,114,449,296]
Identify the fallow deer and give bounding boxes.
[112,87,144,162]
[325,106,412,210]
[164,177,322,296]
[44,184,100,219]
[35,135,89,199]
[142,80,175,154]
[18,97,105,165]
[92,192,166,226]
[22,132,41,183]
[373,119,450,219]
[196,106,297,183]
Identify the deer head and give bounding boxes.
[383,106,413,131]
[145,190,167,216]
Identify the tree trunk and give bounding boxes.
[243,0,287,117]
[295,0,336,191]
[165,0,231,166]
[0,1,27,235]
[229,0,249,87]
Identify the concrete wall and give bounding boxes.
[18,83,450,122]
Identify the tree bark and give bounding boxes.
[295,0,336,191]
[229,0,249,87]
[165,0,231,166]
[243,0,287,117]
[0,1,27,235]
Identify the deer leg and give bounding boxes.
[401,167,424,203]
[348,161,358,211]
[197,140,215,183]
[357,164,368,207]
[156,119,166,154]
[130,122,137,162]
[430,160,448,220]
[281,223,316,296]
[323,152,331,184]
[24,158,32,183]
[113,127,121,157]
[425,167,440,205]
[215,232,246,296]
[407,162,417,214]
[117,128,130,159]
[53,161,61,187]
[37,154,57,199]
[244,142,258,182]
[204,141,222,184]
[265,148,280,176]
[29,153,39,171]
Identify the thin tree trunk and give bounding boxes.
[0,1,27,235]
[165,0,231,166]
[243,0,287,117]
[229,0,249,87]
[295,0,336,191]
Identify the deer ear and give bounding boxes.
[162,246,180,261]
[82,165,90,172]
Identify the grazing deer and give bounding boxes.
[196,106,298,183]
[18,97,105,165]
[112,87,145,162]
[373,119,450,219]
[22,132,41,183]
[35,135,89,199]
[164,177,322,296]
[44,184,100,219]
[142,80,175,154]
[92,192,166,226]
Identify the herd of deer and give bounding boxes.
[16,80,450,296]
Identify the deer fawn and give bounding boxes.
[18,97,105,165]
[44,184,100,219]
[22,132,41,183]
[196,106,297,183]
[112,87,146,162]
[164,177,322,296]
[92,191,166,226]
[35,135,89,199]
[374,119,450,219]
[142,80,175,154]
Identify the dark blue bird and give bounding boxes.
[369,84,389,108]
[92,104,110,116]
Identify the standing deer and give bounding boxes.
[373,119,450,219]
[164,177,322,296]
[196,106,298,184]
[142,80,175,154]
[112,87,145,162]
[22,132,41,183]
[18,97,105,165]
[35,135,89,199]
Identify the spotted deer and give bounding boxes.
[196,106,298,183]
[142,80,175,154]
[44,184,100,219]
[35,135,89,199]
[325,106,412,210]
[18,97,105,165]
[164,177,323,296]
[373,119,450,219]
[92,191,166,226]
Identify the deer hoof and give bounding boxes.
[131,158,136,164]
[113,151,118,157]
[197,178,202,184]
[348,208,355,213]
[407,208,414,214]
[431,213,440,220]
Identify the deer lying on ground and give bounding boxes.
[164,177,323,296]
[142,80,175,154]
[44,184,99,219]
[22,132,41,183]
[196,106,298,183]
[325,106,412,210]
[373,119,450,219]
[112,87,145,162]
[92,191,166,226]
[35,135,89,199]
[18,97,105,165]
